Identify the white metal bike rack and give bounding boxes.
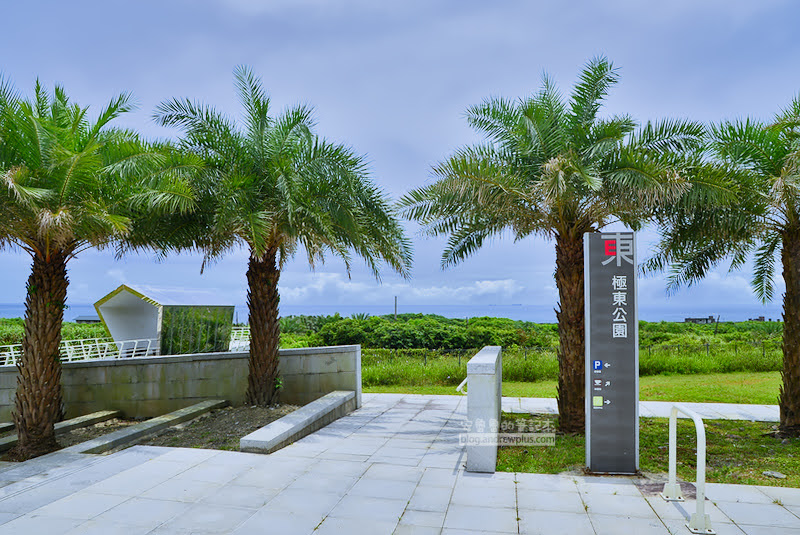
[660,403,715,534]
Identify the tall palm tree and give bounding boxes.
[0,79,196,458]
[401,57,702,433]
[649,96,800,437]
[154,66,412,406]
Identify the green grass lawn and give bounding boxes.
[497,413,800,487]
[364,371,781,405]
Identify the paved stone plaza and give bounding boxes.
[0,393,796,534]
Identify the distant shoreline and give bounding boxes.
[0,302,784,324]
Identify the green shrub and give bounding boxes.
[0,318,108,346]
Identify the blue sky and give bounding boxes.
[1,0,798,321]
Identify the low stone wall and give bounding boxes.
[240,390,356,454]
[0,345,361,421]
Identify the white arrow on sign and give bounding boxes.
[604,399,611,405]
[604,362,611,368]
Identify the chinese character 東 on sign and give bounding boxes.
[601,233,634,266]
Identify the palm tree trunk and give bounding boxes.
[12,251,68,459]
[245,247,281,406]
[555,232,586,434]
[780,231,800,436]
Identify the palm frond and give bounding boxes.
[568,56,619,140]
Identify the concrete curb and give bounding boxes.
[62,400,228,455]
[0,410,121,453]
[240,391,356,454]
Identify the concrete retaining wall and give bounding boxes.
[0,345,361,420]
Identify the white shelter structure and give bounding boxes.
[94,285,235,356]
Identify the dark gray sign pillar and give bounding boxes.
[584,231,639,474]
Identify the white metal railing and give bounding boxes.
[0,337,158,366]
[0,326,252,366]
[229,326,251,351]
[660,403,715,535]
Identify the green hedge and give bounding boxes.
[0,318,108,346]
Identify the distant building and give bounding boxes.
[684,315,716,324]
[74,315,101,324]
[748,316,766,322]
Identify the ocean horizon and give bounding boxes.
[0,302,783,324]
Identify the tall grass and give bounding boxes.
[361,343,782,388]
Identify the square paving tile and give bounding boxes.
[328,495,407,521]
[0,483,83,514]
[315,515,398,535]
[517,489,586,514]
[659,517,745,535]
[0,514,84,535]
[407,485,455,513]
[65,517,155,535]
[89,497,191,530]
[516,473,579,493]
[706,483,775,504]
[576,477,641,497]
[285,473,357,496]
[455,471,516,489]
[230,509,320,535]
[716,501,800,529]
[32,491,129,520]
[362,463,425,482]
[140,478,222,503]
[736,526,800,535]
[518,509,594,535]
[418,468,459,488]
[442,504,518,533]
[197,483,281,509]
[349,478,418,501]
[151,503,255,534]
[589,513,668,535]
[393,524,443,534]
[754,487,800,507]
[399,509,446,528]
[228,466,301,489]
[263,489,342,516]
[450,484,516,509]
[81,461,189,496]
[310,459,368,478]
[171,463,250,485]
[0,512,20,525]
[581,493,658,519]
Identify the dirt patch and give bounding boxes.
[58,418,141,448]
[137,405,298,451]
[1,404,298,459]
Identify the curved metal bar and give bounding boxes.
[661,403,715,534]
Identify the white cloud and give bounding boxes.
[277,272,531,306]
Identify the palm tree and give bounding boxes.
[649,96,800,437]
[0,79,196,458]
[154,66,412,406]
[401,57,702,434]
